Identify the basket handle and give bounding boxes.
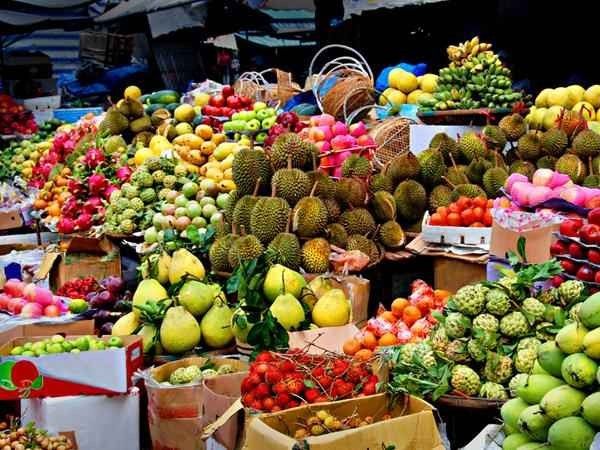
[308,44,373,80]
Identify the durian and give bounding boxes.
[266,232,302,270]
[384,152,421,184]
[572,129,600,158]
[232,148,271,194]
[458,132,487,162]
[346,235,379,264]
[228,235,264,268]
[341,155,371,177]
[428,185,452,210]
[339,208,376,235]
[370,191,397,221]
[378,221,405,248]
[393,180,427,222]
[517,132,542,161]
[249,196,291,245]
[326,223,348,248]
[540,128,568,157]
[499,113,526,141]
[336,177,367,206]
[418,148,447,186]
[270,133,315,169]
[555,154,587,183]
[482,167,508,198]
[302,238,330,273]
[369,173,394,193]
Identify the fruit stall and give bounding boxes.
[0,36,600,450]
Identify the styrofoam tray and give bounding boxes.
[421,211,491,246]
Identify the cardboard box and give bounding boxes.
[288,324,360,354]
[147,357,248,450]
[206,394,443,450]
[490,217,555,264]
[22,388,140,450]
[0,209,23,231]
[0,335,142,399]
[0,319,94,343]
[433,257,486,292]
[36,237,121,290]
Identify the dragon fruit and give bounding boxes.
[83,147,105,168]
[61,197,79,218]
[75,213,93,231]
[67,179,84,196]
[83,197,103,214]
[57,217,75,234]
[115,166,132,182]
[104,184,119,200]
[88,173,108,196]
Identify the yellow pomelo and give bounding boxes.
[573,101,596,121]
[388,68,418,94]
[419,74,438,93]
[584,85,600,108]
[124,85,142,100]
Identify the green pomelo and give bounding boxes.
[555,322,588,354]
[540,385,586,420]
[547,417,596,450]
[561,352,598,388]
[517,404,553,442]
[581,392,600,427]
[579,292,600,328]
[501,398,530,431]
[537,341,566,377]
[502,433,531,450]
[263,264,307,302]
[531,360,549,375]
[178,281,219,316]
[516,374,564,405]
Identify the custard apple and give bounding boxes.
[557,280,584,304]
[163,174,177,188]
[119,219,136,234]
[483,352,513,384]
[130,197,145,212]
[517,337,541,353]
[522,297,545,322]
[140,188,157,204]
[429,326,449,354]
[451,365,481,396]
[121,183,139,199]
[145,157,162,172]
[152,170,166,184]
[445,339,470,363]
[485,289,511,316]
[467,338,487,362]
[114,197,130,212]
[445,312,471,338]
[169,367,188,385]
[414,342,436,369]
[514,348,537,373]
[473,313,499,333]
[133,170,154,187]
[537,288,557,304]
[508,373,528,396]
[500,311,530,337]
[453,284,487,316]
[479,382,508,400]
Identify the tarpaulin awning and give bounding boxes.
[147,3,207,38]
[94,0,204,23]
[0,9,89,29]
[235,33,316,48]
[343,0,448,20]
[204,34,237,51]
[7,0,96,7]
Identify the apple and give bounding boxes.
[568,242,586,259]
[8,298,26,314]
[550,240,569,256]
[560,259,579,274]
[221,107,234,117]
[580,223,600,245]
[253,101,267,111]
[576,265,596,282]
[34,287,54,307]
[589,208,600,226]
[239,95,252,106]
[551,275,564,287]
[226,95,241,109]
[256,108,271,121]
[246,119,261,132]
[589,249,600,265]
[261,116,276,129]
[596,271,600,284]
[560,218,583,237]
[255,131,268,143]
[3,279,24,297]
[222,85,234,98]
[210,94,225,108]
[21,302,43,318]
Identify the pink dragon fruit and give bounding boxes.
[104,184,119,200]
[67,179,84,196]
[61,197,79,218]
[75,213,93,231]
[57,217,75,234]
[88,173,108,196]
[115,166,132,182]
[83,197,103,214]
[83,147,105,168]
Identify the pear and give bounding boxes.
[231,307,254,343]
[200,294,234,348]
[137,324,160,354]
[112,311,139,335]
[132,279,168,316]
[312,288,350,327]
[178,280,219,316]
[155,252,171,285]
[168,248,205,284]
[269,293,305,330]
[263,264,307,302]
[160,306,201,354]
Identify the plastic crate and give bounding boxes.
[53,107,103,123]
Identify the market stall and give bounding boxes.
[0,34,600,450]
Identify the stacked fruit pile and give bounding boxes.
[383,257,580,401]
[291,409,389,439]
[428,195,493,227]
[378,70,438,112]
[343,280,449,360]
[529,84,600,129]
[1,279,70,318]
[10,335,124,357]
[500,291,600,450]
[196,85,253,120]
[299,114,375,178]
[223,101,277,141]
[419,37,524,111]
[240,350,379,412]
[0,94,37,135]
[552,209,600,287]
[0,422,74,450]
[112,248,238,355]
[211,133,409,275]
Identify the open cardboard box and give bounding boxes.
[0,319,94,344]
[36,236,121,290]
[490,217,556,264]
[0,334,142,399]
[204,394,443,450]
[147,357,248,450]
[288,324,360,355]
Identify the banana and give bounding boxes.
[470,36,480,47]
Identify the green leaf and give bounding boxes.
[517,236,527,263]
[30,375,43,390]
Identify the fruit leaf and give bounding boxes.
[303,380,315,388]
[30,375,43,390]
[0,379,16,391]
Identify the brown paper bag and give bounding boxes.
[149,413,204,450]
[201,372,247,449]
[490,218,557,263]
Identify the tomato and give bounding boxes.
[457,197,472,210]
[483,209,493,226]
[429,213,445,226]
[487,199,494,208]
[461,209,476,226]
[448,203,461,214]
[436,206,448,217]
[472,206,484,221]
[471,222,485,227]
[473,196,487,208]
[447,212,462,226]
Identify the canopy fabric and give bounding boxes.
[204,34,237,51]
[342,0,448,19]
[147,3,207,38]
[95,0,205,23]
[235,33,315,48]
[7,0,96,7]
[0,9,88,28]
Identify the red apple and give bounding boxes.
[589,208,600,226]
[221,85,234,98]
[577,265,596,281]
[550,240,569,256]
[560,218,583,237]
[580,223,600,245]
[23,283,36,301]
[209,94,225,108]
[595,271,600,283]
[0,294,10,310]
[226,95,241,109]
[589,249,600,265]
[8,298,26,314]
[551,275,564,287]
[568,242,586,259]
[21,302,43,318]
[561,259,579,274]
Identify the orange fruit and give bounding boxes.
[434,289,451,302]
[343,338,361,356]
[47,202,61,217]
[391,298,409,317]
[354,349,373,362]
[379,311,397,324]
[402,305,422,327]
[362,331,378,350]
[33,199,47,210]
[378,333,398,347]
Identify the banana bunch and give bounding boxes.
[447,36,494,67]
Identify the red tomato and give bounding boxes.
[471,222,485,227]
[429,213,445,226]
[457,197,472,210]
[461,209,476,226]
[448,203,461,214]
[487,199,494,208]
[473,196,487,208]
[447,212,462,226]
[436,206,448,219]
[472,206,484,221]
[483,209,493,226]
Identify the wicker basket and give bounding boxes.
[436,394,506,410]
[369,117,413,168]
